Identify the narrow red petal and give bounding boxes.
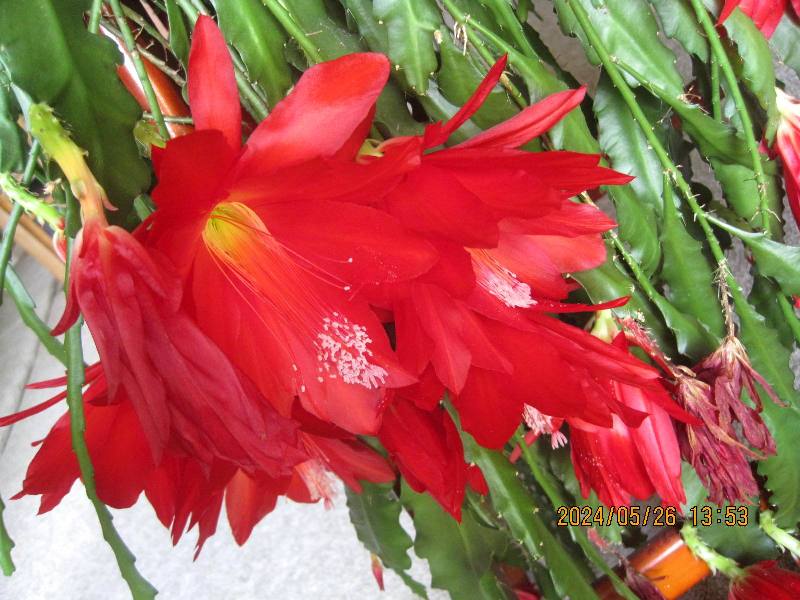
[188,15,241,149]
[457,88,587,150]
[423,55,508,148]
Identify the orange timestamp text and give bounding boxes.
[556,505,678,527]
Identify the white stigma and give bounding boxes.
[316,315,388,389]
[523,405,566,449]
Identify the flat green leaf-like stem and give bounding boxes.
[0,496,15,576]
[345,482,427,597]
[468,441,600,600]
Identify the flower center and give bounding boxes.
[202,202,387,391]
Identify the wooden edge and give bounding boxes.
[0,196,64,282]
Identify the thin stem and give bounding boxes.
[514,433,640,600]
[0,141,42,304]
[3,266,67,365]
[137,45,186,87]
[681,524,744,578]
[63,198,157,600]
[580,193,669,309]
[144,112,193,124]
[688,0,772,231]
[107,0,170,139]
[0,205,23,307]
[101,21,186,87]
[235,70,269,121]
[760,510,800,559]
[0,497,14,576]
[710,55,722,121]
[566,0,745,311]
[483,0,537,58]
[263,0,323,64]
[88,0,103,34]
[120,4,170,47]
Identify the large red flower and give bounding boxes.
[142,16,435,436]
[28,104,304,476]
[346,56,662,455]
[299,54,665,517]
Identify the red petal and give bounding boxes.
[458,88,586,150]
[423,55,508,148]
[225,470,286,545]
[454,368,524,449]
[150,130,236,215]
[500,203,616,237]
[394,365,446,411]
[17,399,154,512]
[466,465,489,495]
[188,15,241,149]
[386,166,500,248]
[411,283,472,393]
[237,53,389,174]
[777,122,800,224]
[379,400,467,520]
[309,435,395,491]
[260,200,438,286]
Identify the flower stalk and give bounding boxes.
[681,523,744,578]
[687,0,773,232]
[759,510,800,560]
[0,141,41,304]
[107,0,170,140]
[62,185,157,600]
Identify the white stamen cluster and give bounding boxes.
[316,314,388,388]
[523,404,567,448]
[480,266,537,308]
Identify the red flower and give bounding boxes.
[343,56,661,454]
[28,104,304,476]
[719,0,792,37]
[729,561,800,599]
[777,88,800,225]
[569,335,691,507]
[143,16,435,436]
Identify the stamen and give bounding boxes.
[469,249,537,308]
[203,201,388,394]
[523,404,566,448]
[316,315,388,389]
